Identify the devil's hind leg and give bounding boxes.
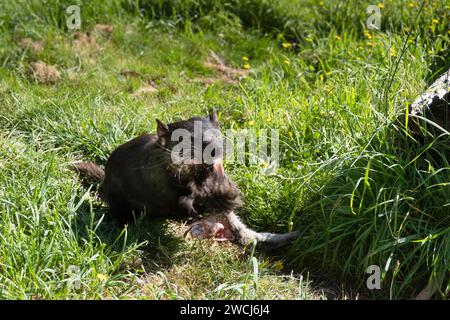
[108,196,141,226]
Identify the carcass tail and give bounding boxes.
[226,211,300,250]
[70,161,105,188]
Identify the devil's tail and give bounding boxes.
[70,161,105,190]
[226,211,300,250]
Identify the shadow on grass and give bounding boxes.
[71,197,186,275]
[427,49,450,85]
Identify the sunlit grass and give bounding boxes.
[0,0,449,299]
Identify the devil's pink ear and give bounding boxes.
[209,108,219,127]
[156,119,169,138]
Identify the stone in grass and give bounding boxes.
[407,68,450,136]
[30,60,60,83]
[406,68,449,299]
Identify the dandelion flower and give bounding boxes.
[242,63,251,69]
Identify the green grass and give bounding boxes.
[0,0,449,299]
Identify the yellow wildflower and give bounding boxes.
[364,30,372,39]
[242,56,249,61]
[390,47,397,57]
[377,3,384,9]
[432,19,439,24]
[248,120,255,126]
[242,63,251,69]
[335,35,342,41]
[97,273,107,281]
[282,42,293,49]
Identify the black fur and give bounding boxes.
[71,111,300,248]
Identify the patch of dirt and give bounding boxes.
[196,51,249,85]
[18,38,44,53]
[72,32,99,51]
[30,61,60,83]
[66,68,80,82]
[71,24,113,53]
[94,24,113,34]
[203,60,249,79]
[193,75,238,85]
[131,80,158,96]
[120,70,142,78]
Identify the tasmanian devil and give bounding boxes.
[72,110,299,249]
